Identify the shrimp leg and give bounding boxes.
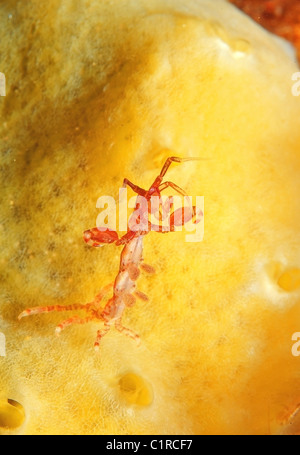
[56,316,96,335]
[94,323,111,351]
[122,178,147,196]
[18,303,92,320]
[158,181,188,197]
[94,283,114,307]
[159,156,202,178]
[115,320,141,345]
[18,283,114,321]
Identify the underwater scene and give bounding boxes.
[0,0,300,436]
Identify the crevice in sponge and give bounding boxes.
[118,373,153,407]
[265,262,300,293]
[0,399,25,430]
[277,268,300,292]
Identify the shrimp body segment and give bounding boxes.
[19,156,202,350]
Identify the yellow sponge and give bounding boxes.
[0,0,300,435]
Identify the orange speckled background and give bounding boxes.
[230,0,300,61]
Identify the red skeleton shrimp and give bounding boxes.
[19,156,203,350]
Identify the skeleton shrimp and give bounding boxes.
[19,156,203,351]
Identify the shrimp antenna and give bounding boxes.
[159,156,211,178]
